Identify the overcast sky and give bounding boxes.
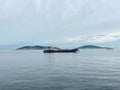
[0,0,120,48]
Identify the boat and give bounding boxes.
[43,48,79,53]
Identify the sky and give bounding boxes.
[0,0,120,48]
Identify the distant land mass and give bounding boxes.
[16,45,113,50]
[79,45,113,50]
[16,46,60,50]
[16,46,48,50]
[79,45,103,49]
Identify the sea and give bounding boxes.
[0,49,120,90]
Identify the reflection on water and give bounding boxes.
[0,49,120,90]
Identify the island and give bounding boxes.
[16,45,60,50]
[79,45,113,50]
[16,46,48,50]
[79,45,103,49]
[16,45,113,50]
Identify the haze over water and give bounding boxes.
[0,49,120,90]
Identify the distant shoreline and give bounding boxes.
[16,45,113,50]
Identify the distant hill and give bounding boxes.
[79,45,104,49]
[16,46,48,50]
[16,45,61,50]
[17,45,113,50]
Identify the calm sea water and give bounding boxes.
[0,49,120,90]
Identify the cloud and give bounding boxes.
[90,33,120,43]
[63,32,120,44]
[0,0,120,46]
[86,35,115,43]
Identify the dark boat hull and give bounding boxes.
[44,48,78,53]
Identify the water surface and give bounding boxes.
[0,49,120,90]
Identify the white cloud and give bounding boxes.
[64,37,82,42]
[87,33,120,43]
[86,35,116,43]
[63,32,120,44]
